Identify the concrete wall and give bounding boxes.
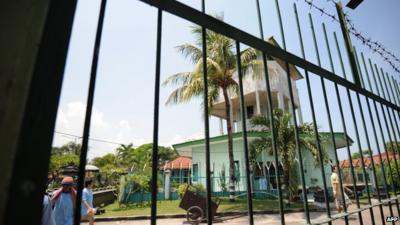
[185,138,336,192]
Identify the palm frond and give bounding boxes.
[250,115,270,128]
[175,44,202,64]
[162,72,193,87]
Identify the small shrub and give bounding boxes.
[177,183,206,198]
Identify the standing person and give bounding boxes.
[52,176,76,225]
[81,177,95,225]
[331,166,352,213]
[42,194,56,225]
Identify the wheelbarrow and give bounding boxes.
[179,188,220,224]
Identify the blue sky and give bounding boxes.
[52,0,400,159]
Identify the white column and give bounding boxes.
[277,92,285,110]
[219,118,224,135]
[297,106,304,125]
[255,90,261,115]
[164,170,171,200]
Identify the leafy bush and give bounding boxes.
[177,183,206,198]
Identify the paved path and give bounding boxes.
[89,204,399,225]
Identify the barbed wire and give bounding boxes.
[298,0,400,74]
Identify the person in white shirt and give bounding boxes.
[81,177,95,225]
[331,166,352,213]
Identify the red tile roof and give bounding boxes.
[160,156,192,170]
[340,152,399,168]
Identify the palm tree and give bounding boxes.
[249,108,328,200]
[163,23,259,201]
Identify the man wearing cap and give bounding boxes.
[52,176,76,225]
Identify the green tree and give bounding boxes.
[92,153,120,168]
[249,109,328,201]
[119,143,177,171]
[116,144,135,163]
[351,149,371,159]
[163,22,259,201]
[52,141,81,155]
[91,153,125,184]
[49,142,82,175]
[351,152,361,159]
[385,160,399,188]
[385,142,400,153]
[49,154,79,174]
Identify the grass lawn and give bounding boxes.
[98,198,306,218]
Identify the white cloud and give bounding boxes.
[53,101,206,159]
[52,101,150,159]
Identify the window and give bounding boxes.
[192,163,199,182]
[254,162,264,177]
[246,105,254,119]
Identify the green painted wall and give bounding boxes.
[179,136,339,192]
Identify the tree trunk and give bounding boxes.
[223,88,235,202]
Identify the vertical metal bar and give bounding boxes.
[333,32,347,80]
[322,22,366,224]
[395,80,400,100]
[368,59,381,97]
[74,1,107,224]
[271,0,288,224]
[335,1,361,87]
[365,98,395,220]
[201,1,213,224]
[387,74,400,106]
[318,24,350,224]
[292,4,312,223]
[395,80,400,103]
[255,2,284,223]
[150,8,163,225]
[332,29,364,224]
[380,104,400,177]
[254,0,287,218]
[353,47,365,89]
[255,0,264,39]
[385,73,397,105]
[389,107,400,176]
[235,41,254,225]
[260,52,285,225]
[385,107,400,177]
[372,100,400,214]
[393,77,400,105]
[388,77,398,107]
[276,2,319,223]
[374,63,387,100]
[356,53,389,224]
[3,0,77,224]
[346,91,376,225]
[380,68,393,103]
[309,16,339,223]
[309,15,321,66]
[379,104,400,214]
[360,53,373,93]
[349,49,377,224]
[356,95,386,224]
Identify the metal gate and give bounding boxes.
[2,0,400,225]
